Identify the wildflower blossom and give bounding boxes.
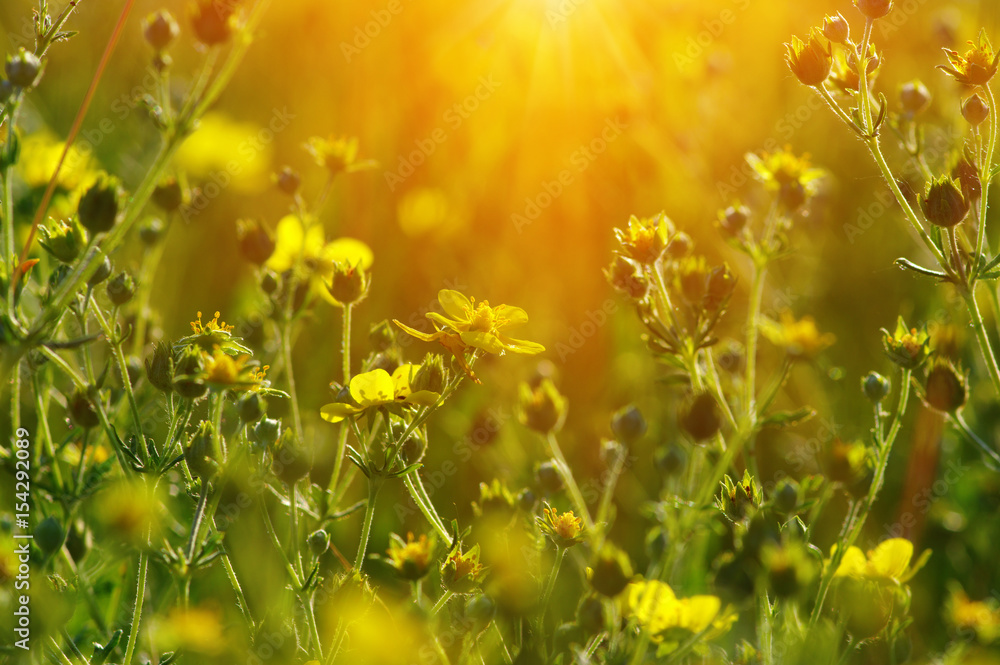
[386,532,435,580]
[320,364,440,423]
[785,29,832,87]
[614,213,673,265]
[882,318,930,369]
[176,311,252,356]
[628,580,735,641]
[305,135,377,175]
[747,147,824,212]
[760,310,835,359]
[939,32,1000,87]
[441,544,487,594]
[538,506,585,548]
[831,538,927,584]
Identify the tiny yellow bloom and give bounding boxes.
[831,537,928,584]
[948,588,1000,643]
[761,310,835,359]
[746,147,825,211]
[614,212,673,265]
[176,311,251,356]
[386,532,436,581]
[627,579,735,641]
[305,135,377,174]
[201,348,268,391]
[539,506,585,547]
[320,365,440,423]
[441,544,487,594]
[939,32,1000,87]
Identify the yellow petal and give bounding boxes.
[628,580,676,629]
[320,403,359,423]
[498,305,529,328]
[678,595,721,633]
[405,390,441,407]
[427,311,465,331]
[393,320,442,343]
[460,331,505,354]
[267,215,305,272]
[438,290,473,319]
[833,546,867,578]
[498,335,546,355]
[867,538,913,580]
[322,237,374,270]
[391,363,422,397]
[349,369,395,406]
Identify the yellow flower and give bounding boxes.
[320,365,440,423]
[761,310,835,359]
[305,135,377,175]
[948,588,1000,643]
[175,112,272,193]
[881,317,930,369]
[627,580,735,642]
[831,538,928,584]
[152,605,225,655]
[386,532,436,581]
[441,544,487,594]
[394,289,545,356]
[266,214,373,305]
[539,506,584,548]
[785,29,832,87]
[18,131,95,190]
[746,147,824,211]
[176,311,252,356]
[939,32,1000,87]
[201,348,268,391]
[614,213,672,265]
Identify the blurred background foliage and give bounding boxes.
[4,0,1000,660]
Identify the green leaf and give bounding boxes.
[760,407,816,429]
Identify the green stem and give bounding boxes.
[758,592,774,665]
[186,481,211,563]
[965,290,1000,397]
[978,84,998,267]
[354,481,381,572]
[289,481,303,576]
[91,302,146,452]
[538,547,566,617]
[46,635,76,665]
[545,432,594,530]
[329,304,353,498]
[259,500,301,586]
[122,548,148,665]
[403,472,450,541]
[219,548,256,633]
[431,590,454,616]
[744,261,767,418]
[857,18,875,133]
[281,320,303,438]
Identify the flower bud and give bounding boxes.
[308,529,330,557]
[106,271,136,306]
[368,320,396,352]
[88,255,113,286]
[5,48,42,88]
[785,29,832,87]
[924,360,967,413]
[190,1,234,46]
[822,13,850,44]
[0,79,14,103]
[962,93,990,126]
[536,460,563,494]
[412,353,447,394]
[38,218,86,263]
[326,262,370,305]
[610,404,646,444]
[604,255,648,299]
[665,232,693,259]
[139,217,167,246]
[862,371,891,404]
[152,177,185,212]
[78,175,122,234]
[717,471,761,522]
[899,80,931,116]
[185,421,220,480]
[705,264,736,312]
[251,418,281,449]
[34,516,64,555]
[237,219,275,265]
[589,545,633,598]
[69,390,100,429]
[854,0,893,19]
[518,379,568,434]
[275,166,301,196]
[260,270,280,296]
[143,10,180,51]
[680,392,721,442]
[718,204,750,236]
[172,345,207,399]
[921,176,970,228]
[145,341,174,393]
[271,429,312,485]
[654,444,685,476]
[774,480,799,515]
[465,595,496,634]
[238,392,266,422]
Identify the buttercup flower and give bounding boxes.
[176,311,252,356]
[386,532,436,581]
[785,29,833,87]
[628,580,735,641]
[266,214,374,305]
[746,147,824,212]
[939,32,1000,87]
[614,213,673,265]
[394,289,545,357]
[320,365,440,423]
[948,588,1000,643]
[441,544,487,594]
[831,537,927,584]
[202,349,269,391]
[305,135,377,175]
[760,310,835,359]
[538,506,585,548]
[882,317,930,369]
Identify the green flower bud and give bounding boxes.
[774,480,799,515]
[589,545,633,598]
[152,177,185,212]
[238,392,266,422]
[610,404,646,444]
[271,429,311,486]
[924,359,967,413]
[34,516,64,555]
[862,371,891,404]
[145,342,174,393]
[854,0,893,19]
[326,262,370,305]
[882,318,930,370]
[899,80,931,116]
[464,594,496,635]
[680,392,721,442]
[251,418,281,449]
[173,345,207,399]
[139,217,167,246]
[536,460,563,494]
[190,0,234,45]
[38,218,87,263]
[963,93,990,126]
[762,542,816,599]
[106,271,136,306]
[69,390,100,429]
[88,255,113,287]
[185,421,220,480]
[237,219,275,265]
[822,13,850,44]
[412,353,447,394]
[718,204,750,236]
[517,378,568,434]
[260,270,280,296]
[5,48,42,88]
[921,175,970,228]
[308,529,330,557]
[717,471,761,522]
[275,166,301,196]
[143,10,180,51]
[78,174,122,234]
